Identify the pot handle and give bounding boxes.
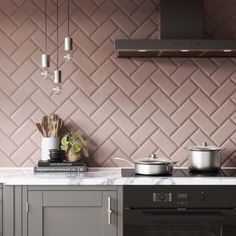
[112,157,135,167]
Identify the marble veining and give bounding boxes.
[0,167,236,185]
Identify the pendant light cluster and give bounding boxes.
[41,0,73,95]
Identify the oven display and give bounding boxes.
[153,192,172,202]
[177,193,188,199]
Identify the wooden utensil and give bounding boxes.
[36,123,44,136]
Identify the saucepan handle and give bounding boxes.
[112,157,135,167]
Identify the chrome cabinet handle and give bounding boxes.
[107,197,112,224]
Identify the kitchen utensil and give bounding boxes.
[186,142,224,172]
[36,123,44,136]
[113,154,177,175]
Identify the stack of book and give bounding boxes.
[34,160,88,172]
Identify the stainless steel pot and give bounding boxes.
[113,154,177,175]
[186,142,223,172]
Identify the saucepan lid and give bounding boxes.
[186,142,223,151]
[135,154,176,165]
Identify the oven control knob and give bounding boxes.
[199,192,206,201]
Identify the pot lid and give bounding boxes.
[135,154,175,165]
[187,142,222,151]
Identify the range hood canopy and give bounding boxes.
[115,0,236,58]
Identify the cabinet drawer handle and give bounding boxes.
[107,197,112,224]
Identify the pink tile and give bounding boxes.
[131,61,156,86]
[111,90,137,116]
[91,80,117,106]
[0,90,17,115]
[171,60,197,86]
[0,50,17,76]
[151,90,177,116]
[151,130,178,156]
[111,110,137,136]
[31,89,57,115]
[111,9,136,35]
[153,58,178,76]
[131,140,157,161]
[151,70,177,96]
[211,120,236,146]
[91,19,116,46]
[0,130,17,156]
[192,58,217,76]
[91,60,117,86]
[131,120,157,146]
[71,90,97,116]
[91,1,116,26]
[151,110,177,136]
[0,110,17,136]
[91,120,117,146]
[0,70,17,95]
[211,80,236,106]
[11,20,37,46]
[11,0,37,26]
[191,90,218,115]
[211,100,236,125]
[11,60,37,86]
[191,70,217,95]
[131,0,156,26]
[11,120,35,146]
[191,110,217,135]
[171,80,197,106]
[93,140,117,166]
[71,70,97,96]
[11,100,37,126]
[11,140,37,166]
[111,70,137,96]
[111,130,137,156]
[171,100,197,126]
[91,100,117,126]
[11,40,37,66]
[131,100,157,125]
[211,60,236,86]
[131,80,157,106]
[171,120,197,146]
[0,11,17,36]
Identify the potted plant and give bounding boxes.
[60,131,89,162]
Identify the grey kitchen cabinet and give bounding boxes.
[4,186,122,236]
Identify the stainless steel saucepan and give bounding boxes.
[113,154,177,175]
[186,142,224,172]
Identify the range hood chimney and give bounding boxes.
[115,0,236,58]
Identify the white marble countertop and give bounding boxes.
[0,167,236,185]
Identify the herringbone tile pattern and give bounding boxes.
[0,0,235,167]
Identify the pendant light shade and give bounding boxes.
[41,0,50,79]
[64,0,73,62]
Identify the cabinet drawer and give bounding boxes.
[43,191,102,206]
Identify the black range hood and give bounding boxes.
[115,0,236,58]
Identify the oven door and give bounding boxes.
[124,208,236,236]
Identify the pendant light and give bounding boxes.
[41,0,50,79]
[64,0,73,62]
[53,0,62,95]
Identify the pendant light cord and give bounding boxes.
[56,0,59,69]
[44,0,47,53]
[67,0,70,36]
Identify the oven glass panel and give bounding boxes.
[124,225,221,236]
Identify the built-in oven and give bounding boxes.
[123,186,236,236]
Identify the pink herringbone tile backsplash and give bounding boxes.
[0,0,236,167]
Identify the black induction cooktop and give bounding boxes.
[121,168,236,177]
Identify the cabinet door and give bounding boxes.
[28,190,117,236]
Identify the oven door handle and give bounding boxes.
[141,210,225,223]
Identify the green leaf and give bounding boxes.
[60,145,68,152]
[61,136,69,145]
[72,143,81,153]
[83,148,89,158]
